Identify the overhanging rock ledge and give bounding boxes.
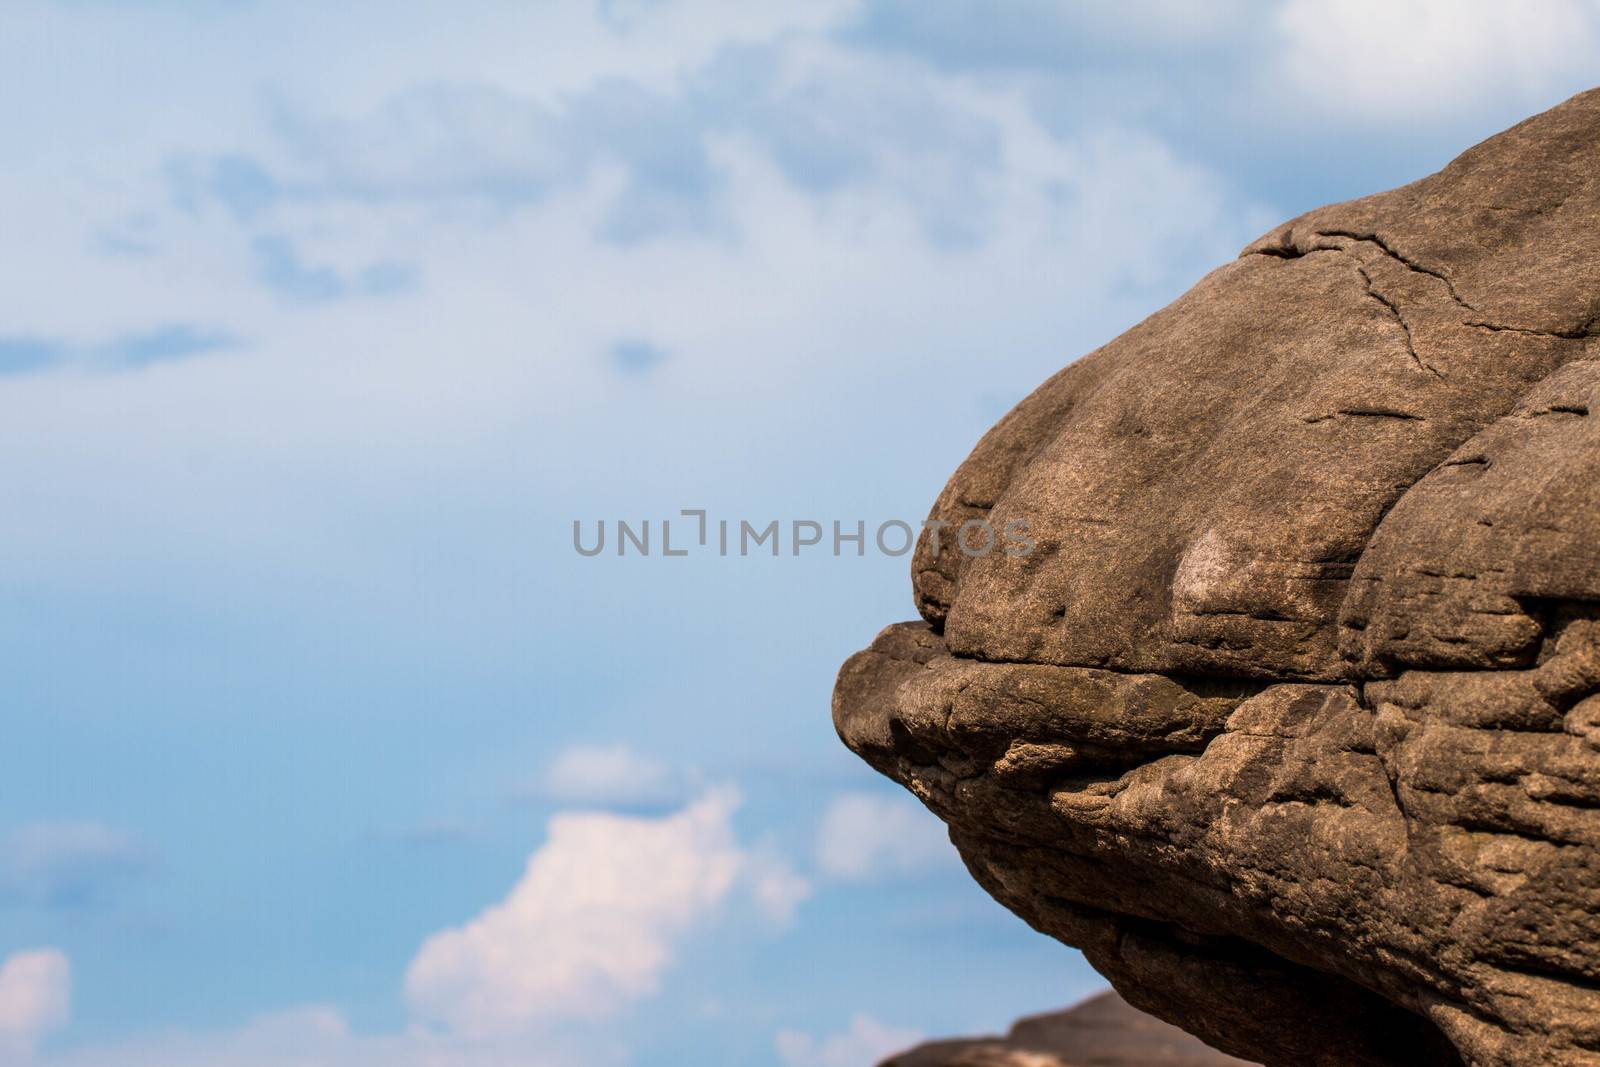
[834,88,1600,1067]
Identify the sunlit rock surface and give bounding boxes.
[837,89,1600,1067]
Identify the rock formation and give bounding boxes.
[834,90,1600,1067]
[878,989,1255,1066]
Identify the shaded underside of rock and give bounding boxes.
[878,989,1256,1066]
[836,89,1600,1067]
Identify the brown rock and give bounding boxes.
[878,989,1255,1066]
[837,90,1600,1067]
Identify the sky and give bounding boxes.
[1,2,1597,1065]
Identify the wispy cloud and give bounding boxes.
[0,339,67,377]
[813,792,956,883]
[168,153,281,223]
[108,324,235,370]
[0,822,153,908]
[523,744,703,811]
[0,327,234,378]
[840,0,1247,70]
[251,236,416,304]
[165,38,1015,250]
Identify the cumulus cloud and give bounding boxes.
[775,1014,922,1067]
[0,949,70,1061]
[405,787,808,1038]
[1274,0,1600,121]
[0,823,152,908]
[33,790,806,1065]
[814,792,956,883]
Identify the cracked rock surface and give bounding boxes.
[835,91,1600,1067]
[878,989,1255,1067]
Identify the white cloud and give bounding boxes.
[0,949,70,1061]
[775,1014,921,1067]
[405,787,808,1038]
[0,12,1269,626]
[36,789,806,1065]
[0,823,151,908]
[1275,0,1600,121]
[814,792,956,883]
[540,744,687,809]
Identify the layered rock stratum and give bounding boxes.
[878,989,1255,1066]
[834,90,1600,1067]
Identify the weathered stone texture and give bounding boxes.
[838,90,1600,1067]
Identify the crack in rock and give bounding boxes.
[1355,262,1444,378]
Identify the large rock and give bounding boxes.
[878,989,1255,1066]
[835,90,1600,1067]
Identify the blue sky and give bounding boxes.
[0,2,1597,1065]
